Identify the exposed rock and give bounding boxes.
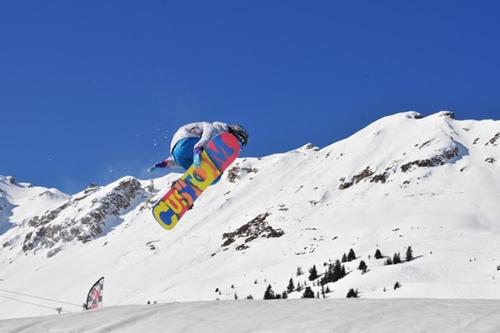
[437,111,455,119]
[419,139,433,149]
[84,183,100,195]
[227,166,259,183]
[370,173,389,184]
[28,201,73,228]
[339,167,374,190]
[47,247,62,258]
[401,147,459,173]
[485,133,500,146]
[221,213,284,250]
[303,143,320,151]
[6,176,16,185]
[278,204,289,211]
[23,178,145,254]
[485,157,496,164]
[405,112,424,119]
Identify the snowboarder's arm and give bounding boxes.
[147,157,175,172]
[194,123,217,151]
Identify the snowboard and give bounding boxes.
[152,132,241,230]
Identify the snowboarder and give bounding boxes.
[148,122,248,173]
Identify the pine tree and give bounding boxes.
[325,286,331,294]
[234,293,238,300]
[385,257,393,265]
[374,249,383,259]
[358,260,368,273]
[348,249,356,261]
[296,282,303,292]
[287,278,295,293]
[309,265,319,281]
[246,295,254,300]
[393,252,402,264]
[263,285,275,300]
[302,287,315,298]
[316,292,320,299]
[333,260,343,281]
[282,291,288,299]
[321,266,331,285]
[394,281,401,290]
[297,266,304,276]
[342,253,348,263]
[346,288,359,298]
[406,246,414,261]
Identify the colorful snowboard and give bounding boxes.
[152,132,241,230]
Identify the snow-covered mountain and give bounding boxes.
[1,111,499,319]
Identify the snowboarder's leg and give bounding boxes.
[172,137,199,170]
[173,137,222,186]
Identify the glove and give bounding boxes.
[193,147,202,167]
[148,157,174,172]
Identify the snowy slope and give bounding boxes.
[0,111,499,320]
[1,299,500,333]
[0,176,69,241]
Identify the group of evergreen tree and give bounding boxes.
[287,278,295,293]
[263,285,288,300]
[262,246,415,301]
[375,246,414,265]
[406,246,414,261]
[320,259,347,285]
[308,265,319,281]
[302,287,315,298]
[341,249,357,263]
[358,260,368,273]
[386,252,402,265]
[286,276,334,299]
[346,288,359,298]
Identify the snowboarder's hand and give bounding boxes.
[148,157,174,172]
[193,147,202,167]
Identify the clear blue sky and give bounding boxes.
[1,1,499,193]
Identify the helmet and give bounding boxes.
[228,124,249,146]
